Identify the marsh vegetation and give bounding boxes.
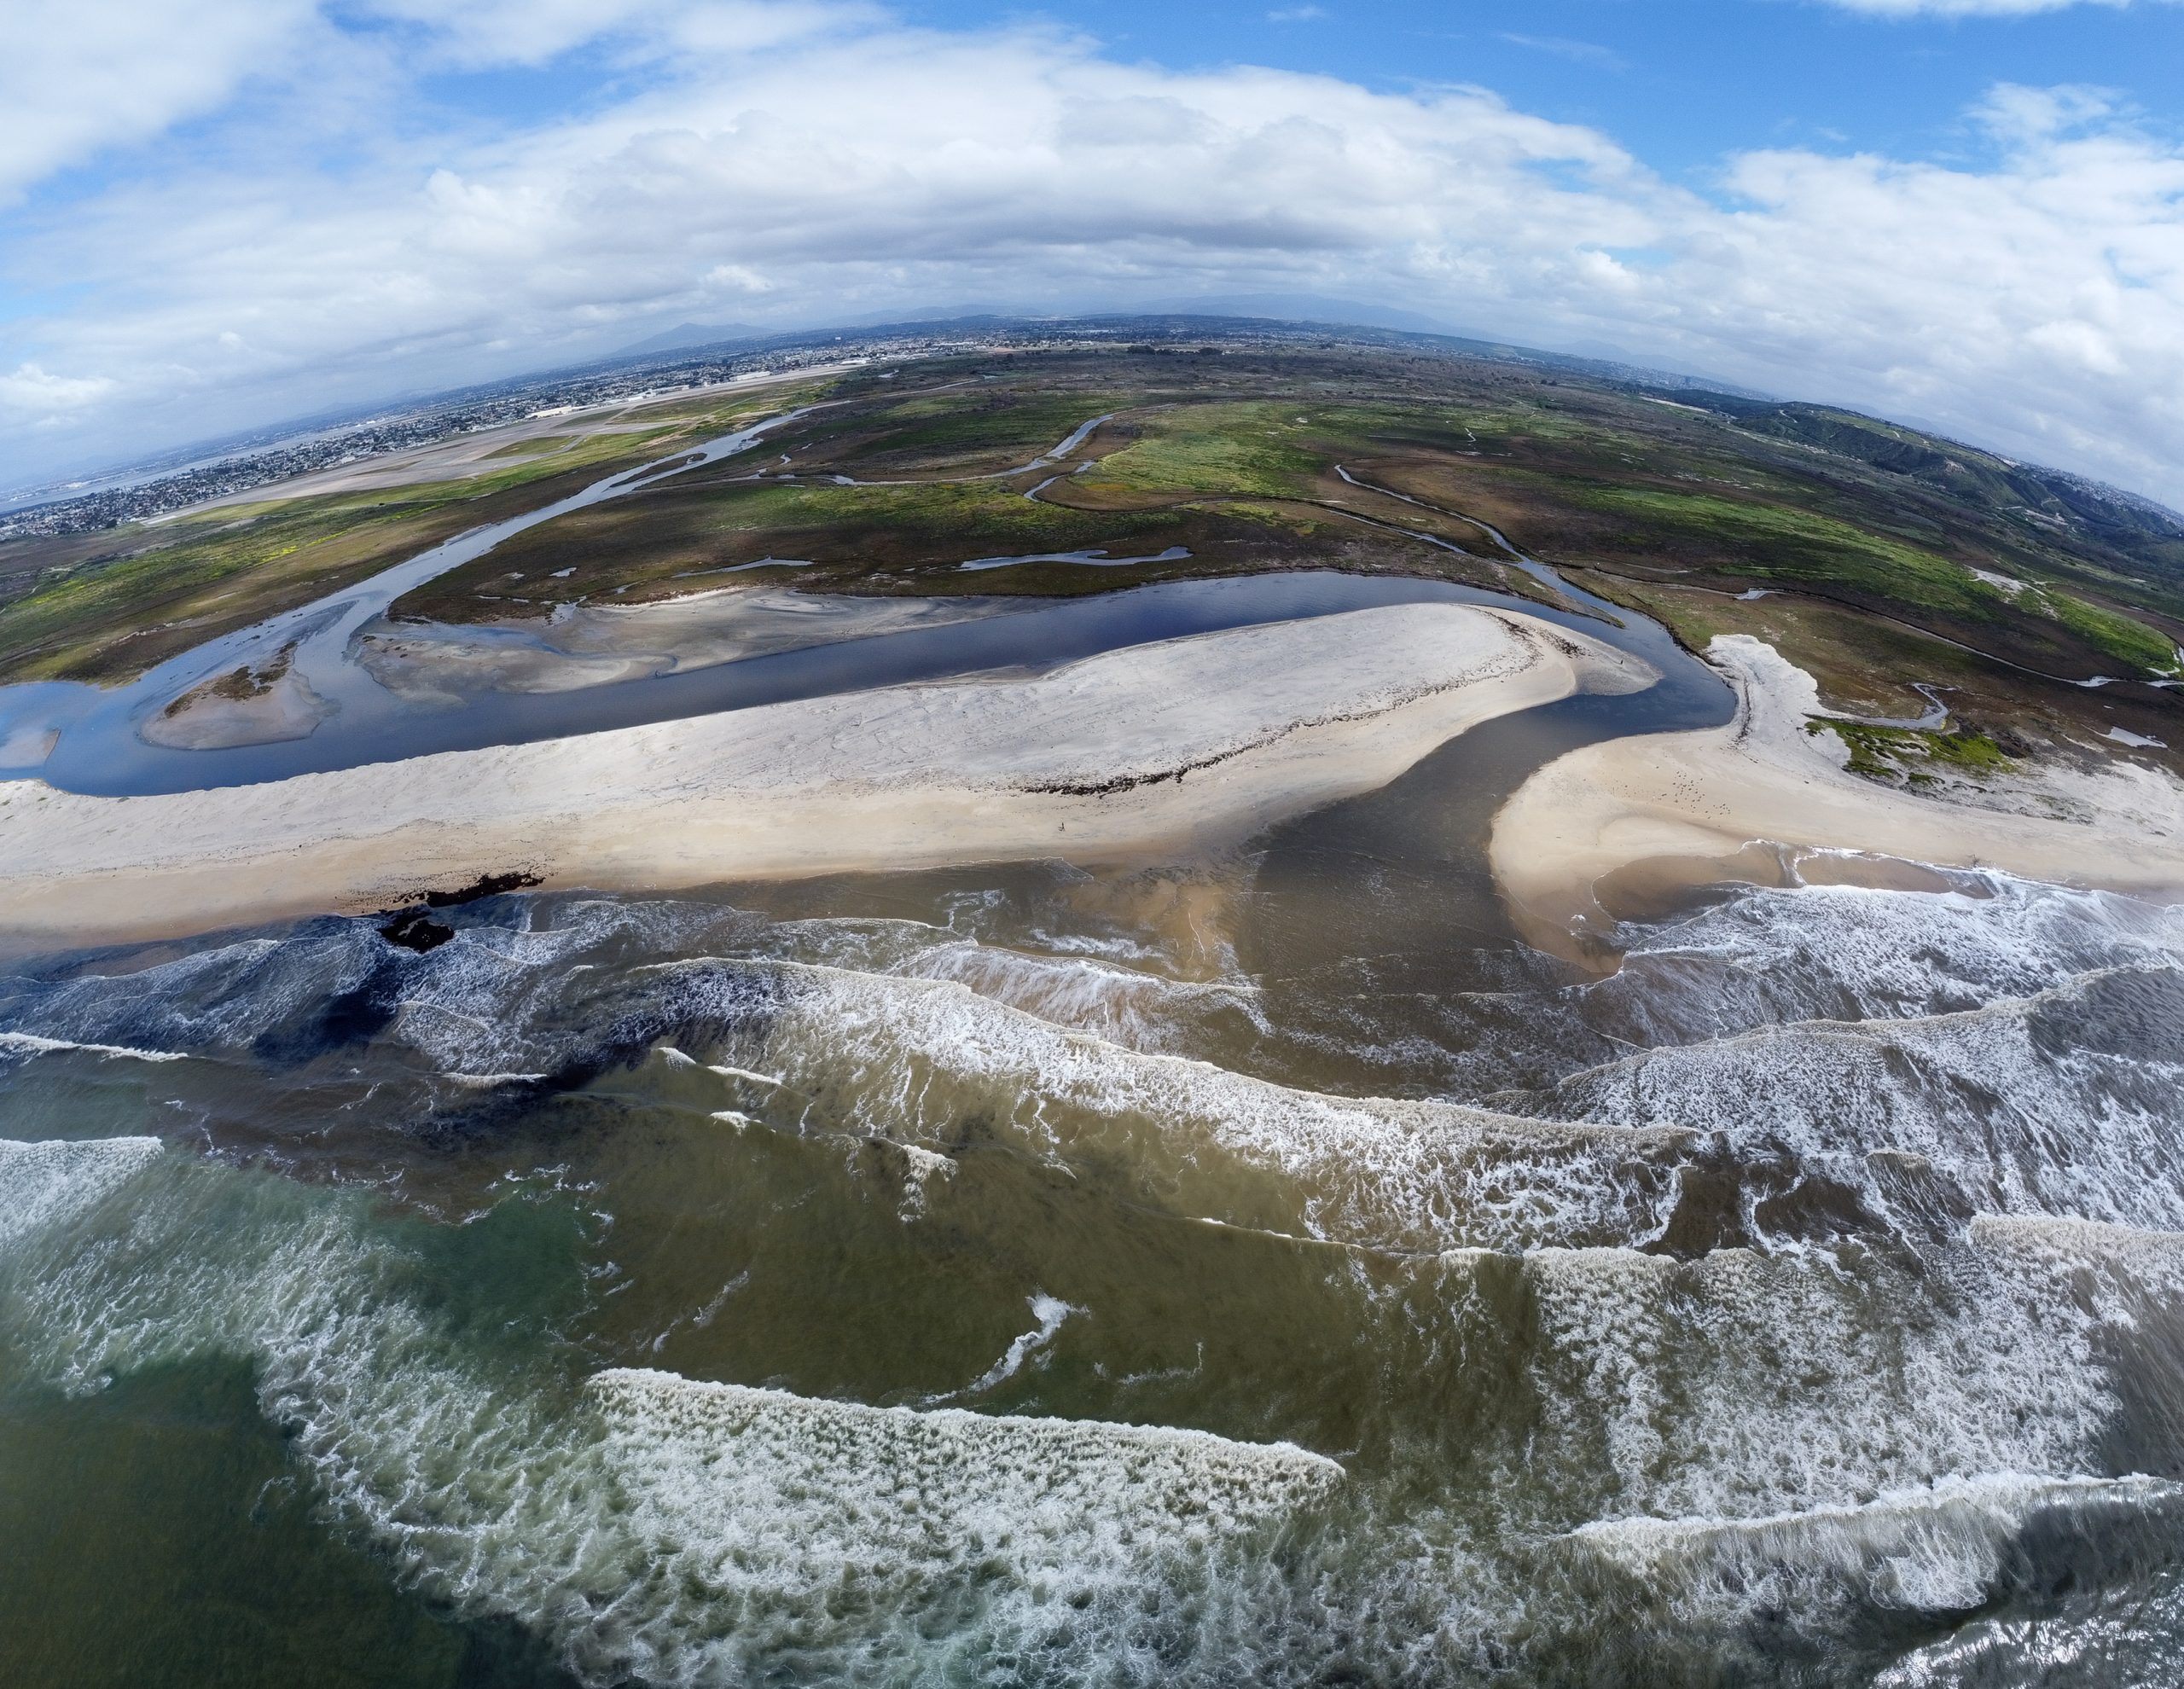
[3,340,2177,768]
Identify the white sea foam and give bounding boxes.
[0,891,1263,1099]
[0,1135,162,1247]
[1875,1557,2184,1685]
[0,1031,187,1064]
[886,937,1263,1056]
[1521,1241,2119,1524]
[721,961,1691,1254]
[1973,1211,2184,1261]
[0,1146,1346,1686]
[10,874,2184,1680]
[1574,1473,2174,1616]
[0,896,762,1076]
[1593,874,2184,1047]
[875,1136,956,1217]
[1972,1212,2184,1321]
[704,1062,781,1087]
[929,1292,1083,1401]
[0,1129,2165,1686]
[1531,963,2184,1233]
[580,1368,1339,1680]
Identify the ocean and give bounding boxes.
[5,724,2183,1683]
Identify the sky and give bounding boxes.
[3,0,2182,502]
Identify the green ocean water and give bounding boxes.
[8,726,2184,1686]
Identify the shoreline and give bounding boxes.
[0,604,1649,956]
[1490,634,2184,966]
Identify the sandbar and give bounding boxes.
[142,653,334,749]
[357,588,1031,706]
[1492,634,2184,964]
[0,604,1648,955]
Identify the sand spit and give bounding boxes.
[0,604,1647,954]
[1493,635,2184,963]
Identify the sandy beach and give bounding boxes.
[0,603,1647,954]
[1492,634,2184,964]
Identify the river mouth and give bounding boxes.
[15,416,2184,1686]
[8,566,1715,797]
[7,598,2184,1684]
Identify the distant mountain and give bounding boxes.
[1109,295,1759,398]
[823,303,1014,329]
[615,320,766,357]
[1133,292,1464,337]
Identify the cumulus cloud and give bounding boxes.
[0,0,318,200]
[1660,97,2184,487]
[3,6,2184,506]
[0,362,115,407]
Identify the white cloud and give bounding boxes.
[1818,0,2136,15]
[3,9,2184,507]
[1500,33,1627,70]
[1970,81,2123,142]
[0,0,318,200]
[0,363,118,421]
[348,0,862,69]
[1660,117,2184,490]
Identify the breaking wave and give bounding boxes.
[0,1136,1345,1686]
[1513,963,2184,1233]
[4,865,2183,1681]
[10,1126,2181,1685]
[1587,874,2184,1048]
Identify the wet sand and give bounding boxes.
[1492,635,2184,963]
[141,659,334,749]
[0,604,1649,954]
[356,587,1031,707]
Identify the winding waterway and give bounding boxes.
[0,411,1728,796]
[7,412,2181,1687]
